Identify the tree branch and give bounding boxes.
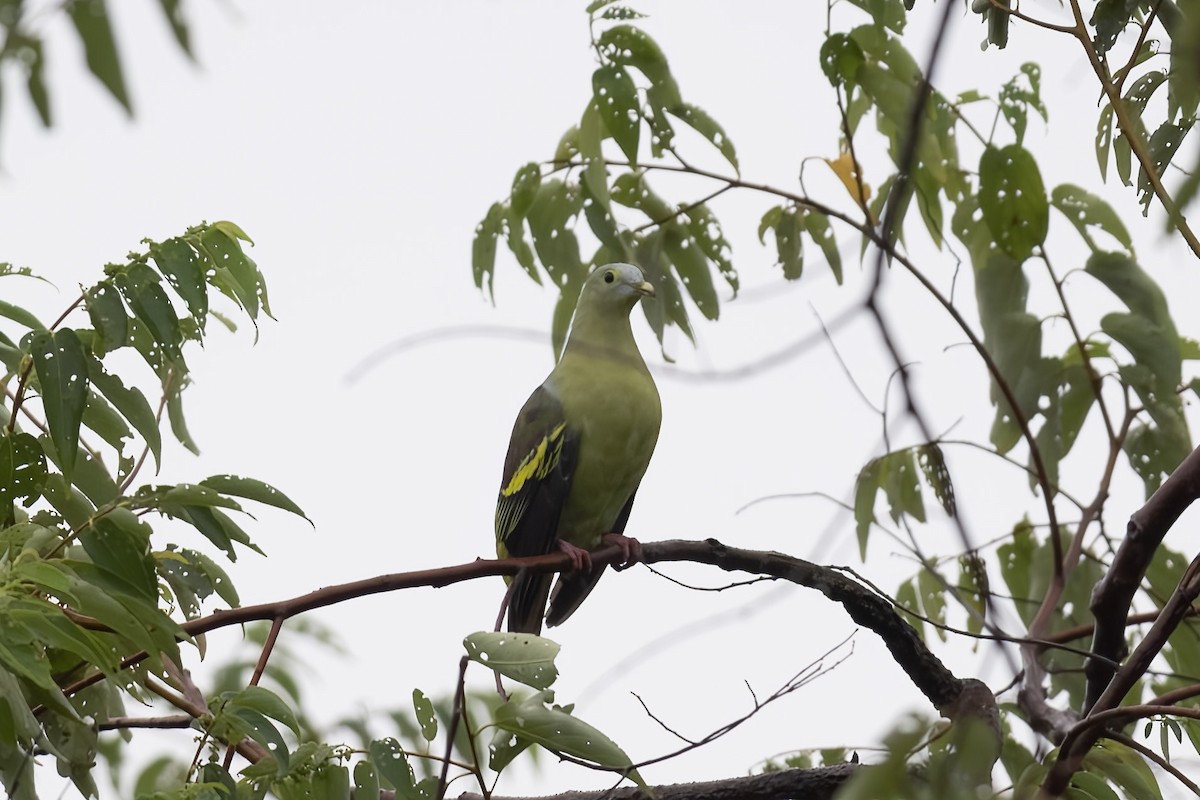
[449,764,858,800]
[1086,444,1200,709]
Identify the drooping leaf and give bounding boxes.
[596,25,680,107]
[592,64,640,163]
[67,0,131,113]
[492,691,645,787]
[79,516,157,602]
[978,144,1048,261]
[84,280,129,353]
[528,180,585,288]
[1138,121,1193,214]
[115,263,182,362]
[473,202,505,300]
[802,210,843,284]
[200,226,262,321]
[1051,184,1134,254]
[412,690,437,742]
[0,432,47,523]
[150,238,208,326]
[85,356,161,471]
[156,0,192,57]
[510,163,542,218]
[669,103,738,171]
[167,387,199,455]
[30,329,90,480]
[369,737,418,797]
[663,225,718,320]
[200,475,309,521]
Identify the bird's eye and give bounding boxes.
[604,270,615,284]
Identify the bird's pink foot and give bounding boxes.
[602,533,642,568]
[557,539,592,571]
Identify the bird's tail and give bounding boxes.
[508,571,553,634]
[545,566,606,628]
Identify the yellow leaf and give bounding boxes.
[826,152,873,211]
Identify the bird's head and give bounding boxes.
[580,263,656,312]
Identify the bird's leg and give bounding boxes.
[556,539,592,572]
[601,533,642,569]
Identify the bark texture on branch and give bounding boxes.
[1086,444,1200,710]
[447,763,858,800]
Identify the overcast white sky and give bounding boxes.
[3,1,1200,796]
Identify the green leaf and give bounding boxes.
[150,238,208,326]
[115,263,182,362]
[592,65,640,163]
[528,180,585,288]
[596,25,680,107]
[412,689,437,742]
[493,692,645,786]
[1096,103,1114,181]
[684,204,736,294]
[669,103,738,171]
[200,475,309,521]
[1138,121,1193,214]
[84,281,129,353]
[1090,0,1140,55]
[510,163,541,218]
[0,433,47,522]
[819,33,864,87]
[200,227,262,321]
[81,388,132,453]
[978,144,1048,261]
[1051,184,1134,254]
[224,686,300,735]
[470,203,504,299]
[227,707,289,772]
[353,761,380,800]
[464,631,560,689]
[1082,740,1162,800]
[30,329,90,480]
[21,36,51,127]
[663,225,718,320]
[760,205,803,280]
[0,300,46,332]
[156,0,192,56]
[80,516,157,602]
[86,356,161,471]
[67,0,131,113]
[167,388,199,455]
[801,210,843,284]
[166,504,261,560]
[853,459,879,560]
[369,737,418,797]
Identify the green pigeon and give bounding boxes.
[495,263,661,634]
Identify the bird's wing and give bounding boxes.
[496,383,578,633]
[545,488,639,628]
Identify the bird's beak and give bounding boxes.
[635,281,656,298]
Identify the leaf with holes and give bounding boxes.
[1051,184,1133,254]
[473,202,505,299]
[493,691,645,787]
[802,210,843,284]
[200,474,309,521]
[412,689,437,742]
[0,433,47,521]
[663,225,718,320]
[669,103,737,171]
[596,25,679,107]
[369,737,418,798]
[464,631,560,689]
[1138,121,1193,214]
[150,238,208,326]
[978,144,1048,261]
[116,264,183,362]
[31,329,90,481]
[592,65,639,163]
[86,356,161,470]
